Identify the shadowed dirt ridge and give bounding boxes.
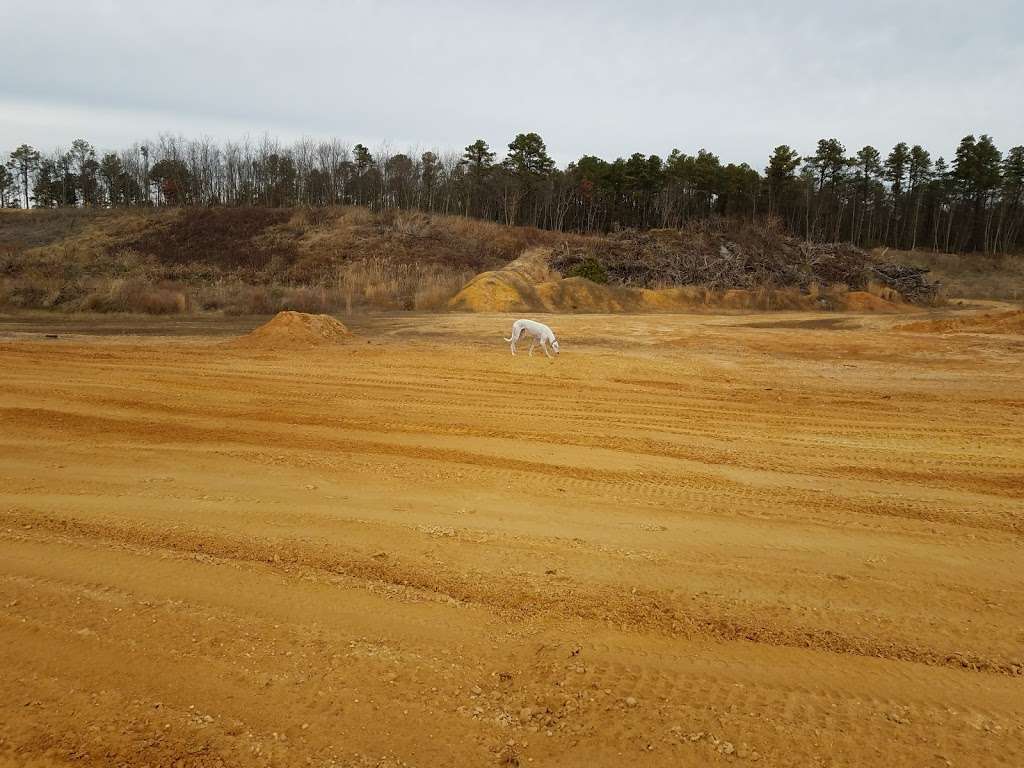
[0,309,1022,767]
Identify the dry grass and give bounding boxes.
[879,248,1024,302]
[3,207,1012,314]
[337,257,475,312]
[0,206,541,314]
[78,279,191,314]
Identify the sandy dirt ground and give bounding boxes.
[1,309,1022,767]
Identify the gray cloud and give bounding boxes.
[3,0,1022,165]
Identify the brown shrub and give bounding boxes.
[279,286,337,314]
[120,207,296,271]
[213,284,278,315]
[877,248,1024,301]
[79,279,190,314]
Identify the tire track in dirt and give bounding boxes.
[3,315,1023,767]
[4,511,1020,676]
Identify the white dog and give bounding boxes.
[504,319,560,357]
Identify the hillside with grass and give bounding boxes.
[1,206,1018,315]
[0,206,583,314]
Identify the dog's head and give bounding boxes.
[551,338,560,355]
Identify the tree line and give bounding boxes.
[4,131,1023,253]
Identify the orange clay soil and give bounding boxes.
[897,308,1024,335]
[1,309,1022,767]
[229,311,353,349]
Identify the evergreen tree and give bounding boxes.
[851,146,883,243]
[69,139,100,205]
[8,144,41,209]
[810,138,847,190]
[954,134,1003,251]
[503,133,554,177]
[0,165,17,207]
[461,139,495,216]
[502,133,554,226]
[149,158,191,205]
[885,142,910,198]
[765,145,800,217]
[99,153,125,206]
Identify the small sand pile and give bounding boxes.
[897,309,1024,335]
[231,311,352,349]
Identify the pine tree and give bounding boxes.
[884,143,911,244]
[100,153,125,206]
[69,139,99,206]
[461,139,495,216]
[8,144,41,209]
[0,165,16,207]
[851,146,882,244]
[907,145,932,248]
[765,145,800,218]
[885,142,910,198]
[502,133,554,226]
[954,134,1003,251]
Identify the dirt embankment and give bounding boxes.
[3,207,945,315]
[897,309,1024,334]
[448,248,908,313]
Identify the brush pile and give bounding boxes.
[551,227,940,303]
[867,262,938,303]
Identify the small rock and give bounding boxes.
[625,697,638,708]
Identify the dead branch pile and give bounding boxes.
[867,262,939,302]
[551,228,939,303]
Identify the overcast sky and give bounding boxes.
[3,0,1022,167]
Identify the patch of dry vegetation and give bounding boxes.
[876,247,1024,302]
[0,206,587,314]
[8,207,1013,316]
[552,219,938,302]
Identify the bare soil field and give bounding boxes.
[1,308,1023,767]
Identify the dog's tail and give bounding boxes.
[503,336,513,342]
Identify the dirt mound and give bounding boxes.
[230,311,352,349]
[897,309,1024,334]
[448,267,696,314]
[448,249,907,314]
[841,291,902,312]
[449,247,719,313]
